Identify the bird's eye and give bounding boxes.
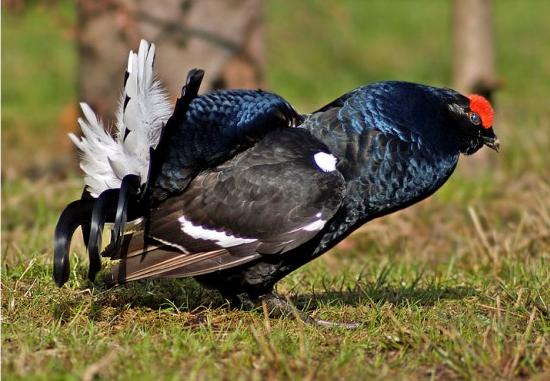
[469,112,481,126]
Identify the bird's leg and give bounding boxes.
[223,292,257,310]
[257,292,361,329]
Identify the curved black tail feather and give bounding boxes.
[80,189,94,247]
[53,198,95,287]
[112,174,141,254]
[87,189,119,281]
[56,69,206,286]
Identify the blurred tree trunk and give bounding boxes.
[452,0,498,100]
[78,0,264,121]
[452,0,498,172]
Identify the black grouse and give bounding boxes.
[54,40,499,325]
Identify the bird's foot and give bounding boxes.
[257,292,360,329]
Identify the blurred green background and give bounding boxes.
[3,0,549,178]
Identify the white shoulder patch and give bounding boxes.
[313,152,337,172]
[178,216,257,248]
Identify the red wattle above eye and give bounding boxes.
[467,95,494,129]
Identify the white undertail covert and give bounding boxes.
[69,40,173,197]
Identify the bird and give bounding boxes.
[54,40,499,326]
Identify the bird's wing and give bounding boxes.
[148,88,303,203]
[105,128,346,284]
[70,40,172,197]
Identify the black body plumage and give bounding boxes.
[195,82,464,296]
[55,67,499,310]
[149,75,302,203]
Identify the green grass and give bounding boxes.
[2,1,550,380]
[3,180,550,380]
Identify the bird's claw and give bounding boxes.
[256,292,361,330]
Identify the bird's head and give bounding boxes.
[356,82,499,157]
[447,93,499,155]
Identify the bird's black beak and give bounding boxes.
[481,128,500,152]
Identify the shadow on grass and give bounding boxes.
[69,272,477,320]
[291,266,478,310]
[291,283,477,311]
[93,277,228,312]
